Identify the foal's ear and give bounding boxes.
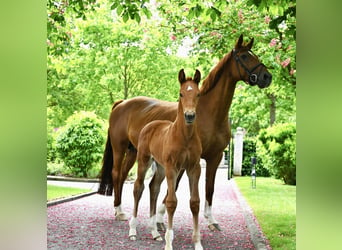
[193,69,201,84]
[246,37,254,50]
[235,34,244,49]
[178,69,186,84]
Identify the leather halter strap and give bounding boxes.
[233,49,265,85]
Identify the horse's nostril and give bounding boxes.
[185,112,196,123]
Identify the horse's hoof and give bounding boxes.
[154,235,163,241]
[129,235,137,241]
[115,212,128,221]
[208,223,221,231]
[157,222,166,231]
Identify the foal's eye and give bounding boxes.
[179,93,183,97]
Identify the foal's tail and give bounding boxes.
[98,132,114,196]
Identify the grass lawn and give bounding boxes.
[234,176,296,250]
[47,184,92,201]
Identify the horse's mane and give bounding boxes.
[200,50,233,95]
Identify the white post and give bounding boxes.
[233,127,244,176]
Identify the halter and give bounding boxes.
[233,49,265,85]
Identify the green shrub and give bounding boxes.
[242,137,270,177]
[256,123,296,185]
[47,162,65,176]
[55,111,106,177]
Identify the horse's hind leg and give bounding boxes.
[149,162,165,240]
[129,155,152,241]
[187,164,203,250]
[113,145,137,221]
[157,168,185,230]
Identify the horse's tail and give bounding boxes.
[98,100,124,196]
[98,132,114,196]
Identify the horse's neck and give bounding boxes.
[198,57,238,124]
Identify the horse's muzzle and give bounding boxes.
[256,71,272,88]
[184,111,196,124]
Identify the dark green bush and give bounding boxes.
[55,111,106,177]
[256,123,296,185]
[241,137,270,177]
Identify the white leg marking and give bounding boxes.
[192,228,203,250]
[129,216,137,240]
[149,215,162,241]
[115,205,128,221]
[165,229,174,250]
[156,203,166,223]
[204,201,218,225]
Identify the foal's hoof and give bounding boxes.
[157,222,166,231]
[129,235,137,241]
[115,212,128,221]
[208,223,222,231]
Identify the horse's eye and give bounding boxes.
[179,93,183,97]
[241,54,248,61]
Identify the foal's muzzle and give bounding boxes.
[184,111,196,124]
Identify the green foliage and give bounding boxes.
[242,137,270,177]
[55,111,106,177]
[47,163,65,176]
[256,123,296,185]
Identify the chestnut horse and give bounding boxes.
[98,34,272,231]
[129,69,203,250]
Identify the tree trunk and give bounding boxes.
[269,94,276,126]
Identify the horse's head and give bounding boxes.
[233,34,272,88]
[178,69,201,124]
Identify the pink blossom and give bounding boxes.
[238,9,244,23]
[170,34,176,41]
[290,68,296,75]
[281,58,291,68]
[264,15,271,24]
[269,38,277,47]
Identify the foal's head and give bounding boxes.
[233,34,272,88]
[178,69,201,125]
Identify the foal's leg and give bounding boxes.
[165,168,178,250]
[149,163,165,240]
[157,168,185,230]
[204,155,222,231]
[129,156,152,241]
[187,164,203,250]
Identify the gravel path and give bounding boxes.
[47,168,270,249]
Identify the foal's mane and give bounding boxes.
[200,50,233,95]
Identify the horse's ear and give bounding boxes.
[193,69,201,84]
[247,37,254,50]
[178,69,186,84]
[235,34,244,49]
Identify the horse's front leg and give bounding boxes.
[157,168,185,231]
[204,155,222,231]
[165,167,178,250]
[148,163,165,241]
[187,163,203,250]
